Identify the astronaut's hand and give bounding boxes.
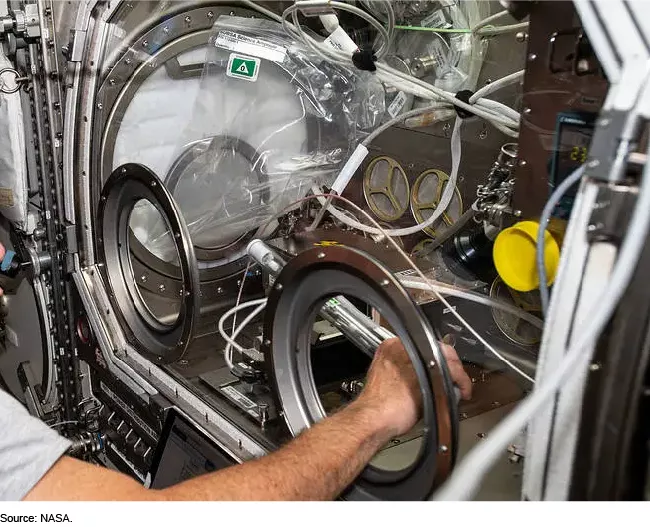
[357,338,472,437]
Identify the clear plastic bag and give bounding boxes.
[0,49,28,228]
[393,0,488,95]
[152,15,386,251]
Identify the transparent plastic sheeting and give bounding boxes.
[132,15,385,258]
[393,0,488,95]
[0,49,28,228]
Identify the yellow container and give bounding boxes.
[493,220,561,292]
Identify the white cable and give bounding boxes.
[271,2,521,134]
[537,165,586,315]
[478,22,529,36]
[435,145,650,500]
[399,283,534,383]
[471,9,512,33]
[314,117,463,237]
[399,279,543,330]
[218,298,267,368]
[470,71,524,103]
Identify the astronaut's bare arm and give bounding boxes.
[25,339,470,501]
[23,397,389,501]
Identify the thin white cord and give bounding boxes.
[537,165,586,315]
[313,117,464,236]
[435,144,650,500]
[399,279,543,329]
[219,298,267,368]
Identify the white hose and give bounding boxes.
[314,117,464,237]
[399,279,543,329]
[435,146,650,500]
[218,298,268,369]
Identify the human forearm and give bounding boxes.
[26,398,393,501]
[157,397,392,500]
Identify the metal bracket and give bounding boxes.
[65,29,86,63]
[587,185,638,244]
[17,361,45,419]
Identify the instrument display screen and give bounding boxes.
[550,112,596,217]
[148,409,236,489]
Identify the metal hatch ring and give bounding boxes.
[262,245,458,500]
[96,163,200,364]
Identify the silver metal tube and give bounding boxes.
[247,240,395,357]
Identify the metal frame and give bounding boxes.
[523,0,650,501]
[96,163,200,364]
[262,245,457,500]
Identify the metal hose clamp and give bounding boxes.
[0,68,28,94]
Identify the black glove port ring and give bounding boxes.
[261,245,458,500]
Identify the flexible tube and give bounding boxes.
[470,71,524,103]
[537,165,586,315]
[273,2,521,133]
[471,10,511,33]
[435,146,650,500]
[399,279,543,329]
[313,117,463,237]
[218,298,268,368]
[478,22,529,36]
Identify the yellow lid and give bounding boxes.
[493,221,560,292]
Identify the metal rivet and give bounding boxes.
[477,432,486,439]
[381,279,390,287]
[589,363,601,371]
[317,252,326,259]
[523,107,532,115]
[109,78,116,85]
[515,32,528,42]
[429,360,435,367]
[599,118,610,127]
[528,53,537,61]
[217,287,223,294]
[151,180,157,187]
[158,284,166,292]
[264,339,272,346]
[163,26,169,34]
[588,159,600,168]
[185,15,191,23]
[142,40,148,47]
[96,103,103,109]
[275,283,283,290]
[207,11,214,18]
[140,275,147,282]
[519,159,527,167]
[439,445,449,453]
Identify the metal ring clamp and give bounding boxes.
[262,245,458,500]
[0,68,28,94]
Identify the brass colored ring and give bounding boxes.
[410,168,463,238]
[363,156,410,222]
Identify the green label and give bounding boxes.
[326,298,340,308]
[227,53,260,82]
